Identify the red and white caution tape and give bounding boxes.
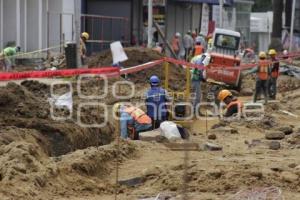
[0,67,120,81]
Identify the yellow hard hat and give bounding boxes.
[218,89,232,101]
[259,51,267,59]
[113,103,122,116]
[81,32,89,40]
[268,49,277,55]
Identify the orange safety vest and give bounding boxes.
[194,45,204,56]
[124,106,152,124]
[227,100,243,112]
[257,60,270,80]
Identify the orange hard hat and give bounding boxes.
[218,89,232,101]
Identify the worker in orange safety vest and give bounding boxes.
[246,51,271,104]
[218,89,243,117]
[113,103,152,140]
[192,38,204,56]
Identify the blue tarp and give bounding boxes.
[173,0,234,6]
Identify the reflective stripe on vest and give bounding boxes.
[194,45,203,56]
[227,100,243,111]
[124,106,152,124]
[258,60,269,80]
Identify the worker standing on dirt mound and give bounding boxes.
[80,32,89,64]
[146,75,169,129]
[113,103,152,140]
[183,31,194,61]
[268,49,280,100]
[0,46,20,71]
[246,51,271,104]
[190,55,206,115]
[172,32,181,58]
[218,89,243,117]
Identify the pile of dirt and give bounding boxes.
[0,82,115,156]
[278,76,300,93]
[0,132,137,200]
[88,47,163,67]
[88,47,186,90]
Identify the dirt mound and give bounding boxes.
[0,133,137,200]
[88,47,186,90]
[0,82,115,156]
[88,47,163,67]
[278,76,300,93]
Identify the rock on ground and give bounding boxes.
[265,131,285,140]
[277,126,293,135]
[269,141,281,150]
[281,171,299,183]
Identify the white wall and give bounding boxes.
[3,0,17,47]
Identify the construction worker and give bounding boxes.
[246,51,271,104]
[190,55,206,115]
[183,31,194,61]
[113,103,152,140]
[172,32,181,58]
[218,89,243,117]
[207,38,213,52]
[192,39,204,56]
[0,46,20,71]
[80,32,89,64]
[268,49,280,100]
[152,43,163,54]
[196,32,207,50]
[145,75,169,129]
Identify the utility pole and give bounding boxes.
[289,0,296,52]
[219,0,223,28]
[74,0,82,67]
[147,0,153,48]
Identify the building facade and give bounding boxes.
[0,0,75,52]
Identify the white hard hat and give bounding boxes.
[283,50,288,55]
[175,32,181,37]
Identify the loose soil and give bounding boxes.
[1,50,300,199]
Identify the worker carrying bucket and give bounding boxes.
[113,103,152,140]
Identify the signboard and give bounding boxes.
[201,3,210,35]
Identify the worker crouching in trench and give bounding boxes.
[113,103,152,140]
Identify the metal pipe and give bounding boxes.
[289,0,296,52]
[147,0,153,48]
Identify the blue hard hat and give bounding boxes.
[149,75,160,86]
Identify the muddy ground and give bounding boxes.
[0,49,300,200]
